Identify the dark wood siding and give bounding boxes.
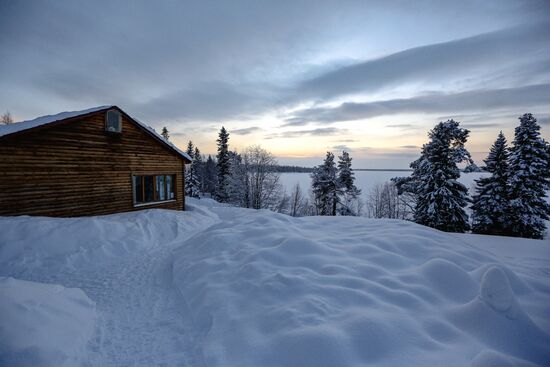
[0,111,186,217]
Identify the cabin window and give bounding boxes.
[133,174,176,205]
[166,175,174,199]
[144,176,155,202]
[156,175,166,201]
[106,109,122,133]
[133,176,144,203]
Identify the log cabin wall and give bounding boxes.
[0,111,186,217]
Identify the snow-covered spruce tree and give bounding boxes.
[507,113,550,239]
[193,147,204,194]
[311,152,339,216]
[227,151,250,207]
[215,127,231,203]
[203,155,218,195]
[393,120,471,232]
[471,131,510,235]
[463,160,482,173]
[161,127,170,140]
[186,140,194,159]
[184,141,200,198]
[184,140,194,196]
[337,151,361,216]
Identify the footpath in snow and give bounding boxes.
[1,198,549,366]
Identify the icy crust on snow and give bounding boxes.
[0,277,96,366]
[173,204,550,367]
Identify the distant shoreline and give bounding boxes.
[277,169,413,172]
[277,168,480,173]
[273,164,416,173]
[354,169,413,172]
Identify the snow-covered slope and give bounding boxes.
[0,277,96,366]
[0,204,219,366]
[172,204,550,367]
[1,199,549,366]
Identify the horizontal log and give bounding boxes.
[0,109,186,217]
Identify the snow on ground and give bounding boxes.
[0,205,218,366]
[1,198,549,366]
[173,203,550,367]
[0,277,96,366]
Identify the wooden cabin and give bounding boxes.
[0,106,191,217]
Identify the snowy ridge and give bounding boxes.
[0,199,549,366]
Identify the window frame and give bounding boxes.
[105,109,122,133]
[132,174,177,207]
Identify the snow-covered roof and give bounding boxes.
[131,117,192,162]
[0,106,113,138]
[0,105,191,162]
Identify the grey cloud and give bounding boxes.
[2,0,550,130]
[531,114,550,125]
[281,117,311,127]
[399,145,419,149]
[461,123,502,129]
[0,1,333,120]
[265,127,347,139]
[292,22,550,102]
[231,126,263,135]
[133,81,270,123]
[387,124,415,128]
[385,124,419,131]
[332,145,351,151]
[287,84,550,124]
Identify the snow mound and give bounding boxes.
[0,199,548,366]
[480,267,518,315]
[0,277,96,366]
[0,206,217,280]
[448,266,550,365]
[172,205,550,367]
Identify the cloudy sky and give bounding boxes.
[1,0,549,168]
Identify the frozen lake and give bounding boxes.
[279,171,488,201]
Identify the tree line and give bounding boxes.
[165,125,363,217]
[165,111,549,240]
[392,113,549,239]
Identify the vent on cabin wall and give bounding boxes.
[106,109,122,133]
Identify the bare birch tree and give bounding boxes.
[241,145,282,210]
[366,182,413,219]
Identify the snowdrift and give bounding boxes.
[0,206,217,280]
[173,202,550,367]
[0,204,219,366]
[0,199,549,366]
[0,277,96,366]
